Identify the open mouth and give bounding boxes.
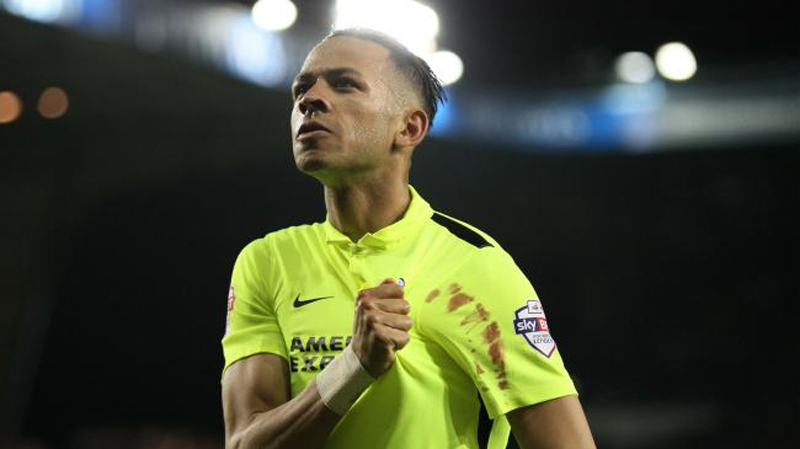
[297,122,331,139]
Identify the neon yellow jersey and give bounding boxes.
[222,185,577,449]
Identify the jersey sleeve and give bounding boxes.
[420,247,577,419]
[221,238,287,379]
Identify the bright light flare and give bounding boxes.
[426,50,463,85]
[615,51,655,84]
[3,0,64,22]
[655,42,697,81]
[2,0,82,24]
[334,0,439,56]
[0,91,23,124]
[38,86,69,119]
[226,16,288,87]
[251,0,297,31]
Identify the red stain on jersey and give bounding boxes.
[482,321,509,389]
[488,341,504,369]
[447,293,474,312]
[461,303,490,326]
[448,283,462,295]
[426,289,440,302]
[482,321,500,343]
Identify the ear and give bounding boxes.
[393,109,429,149]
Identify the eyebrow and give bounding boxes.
[292,67,364,85]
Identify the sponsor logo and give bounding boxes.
[513,299,556,358]
[293,294,334,308]
[289,335,353,372]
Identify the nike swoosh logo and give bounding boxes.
[293,294,334,308]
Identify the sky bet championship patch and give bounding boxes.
[513,299,556,358]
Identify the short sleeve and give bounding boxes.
[221,238,287,379]
[420,247,577,419]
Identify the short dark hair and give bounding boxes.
[324,28,447,127]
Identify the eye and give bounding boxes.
[293,83,309,99]
[333,77,358,90]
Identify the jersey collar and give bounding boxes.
[323,185,433,250]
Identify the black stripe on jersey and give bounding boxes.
[431,212,493,249]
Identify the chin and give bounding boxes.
[295,151,331,174]
[298,160,328,174]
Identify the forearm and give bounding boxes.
[224,281,404,449]
[231,380,339,449]
[228,346,374,449]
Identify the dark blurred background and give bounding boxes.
[1,0,798,448]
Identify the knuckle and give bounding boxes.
[365,313,379,328]
[396,333,410,349]
[374,330,392,346]
[356,296,375,311]
[379,284,400,298]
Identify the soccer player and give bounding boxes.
[221,29,596,449]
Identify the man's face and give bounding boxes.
[290,37,405,180]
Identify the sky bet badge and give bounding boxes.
[513,299,556,358]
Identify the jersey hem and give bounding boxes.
[221,347,289,382]
[486,384,579,420]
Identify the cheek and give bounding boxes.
[351,108,392,144]
[350,118,373,141]
[290,108,302,134]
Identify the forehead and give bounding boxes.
[298,37,394,79]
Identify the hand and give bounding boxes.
[351,279,413,378]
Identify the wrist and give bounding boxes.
[315,345,375,415]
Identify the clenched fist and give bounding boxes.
[351,279,413,378]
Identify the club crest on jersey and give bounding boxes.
[227,285,236,311]
[225,285,236,335]
[513,299,556,358]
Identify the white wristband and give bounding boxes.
[315,345,375,415]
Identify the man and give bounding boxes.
[221,28,595,449]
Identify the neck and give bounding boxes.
[323,170,411,243]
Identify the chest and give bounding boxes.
[271,243,449,395]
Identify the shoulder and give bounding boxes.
[426,210,526,279]
[237,222,325,263]
[261,222,325,248]
[426,210,524,279]
[427,210,501,250]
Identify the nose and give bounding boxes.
[297,82,331,116]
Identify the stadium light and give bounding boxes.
[38,86,69,119]
[226,16,288,87]
[615,51,656,84]
[334,0,440,56]
[655,42,697,81]
[426,50,464,86]
[2,0,83,24]
[252,0,297,32]
[3,0,63,22]
[0,91,23,124]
